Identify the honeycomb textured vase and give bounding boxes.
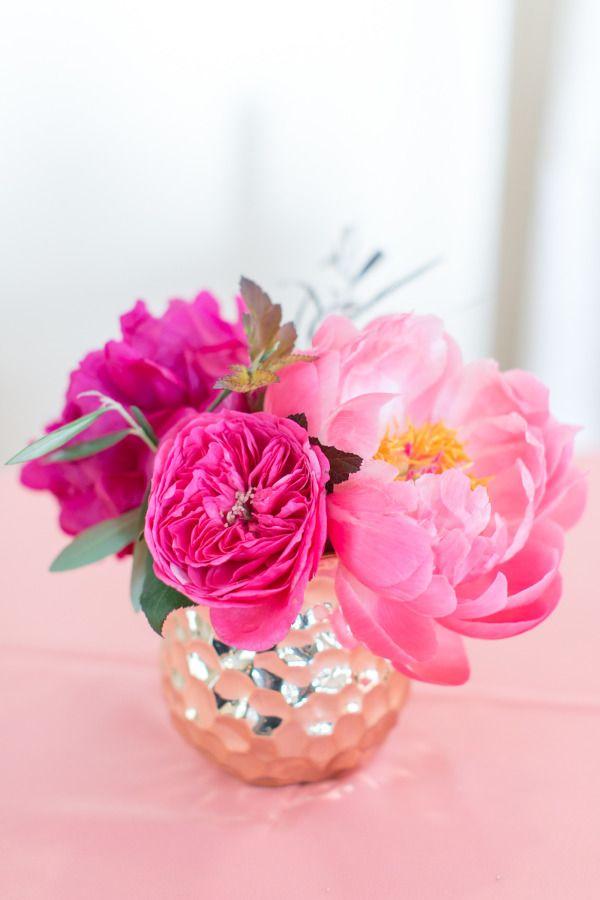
[161,561,410,786]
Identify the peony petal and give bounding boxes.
[446,359,514,424]
[542,469,587,529]
[335,565,437,662]
[104,342,186,408]
[447,574,563,640]
[503,369,550,426]
[464,414,543,559]
[328,470,433,597]
[264,360,322,433]
[21,291,248,547]
[313,315,359,352]
[335,566,469,685]
[324,392,398,457]
[395,626,470,686]
[405,575,457,617]
[342,313,456,408]
[444,521,563,639]
[445,571,508,621]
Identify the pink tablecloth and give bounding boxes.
[1,461,599,900]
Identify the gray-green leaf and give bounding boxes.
[130,534,150,612]
[6,408,110,465]
[48,429,131,462]
[50,507,142,572]
[130,406,158,447]
[140,562,194,636]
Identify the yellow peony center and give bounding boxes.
[375,420,486,487]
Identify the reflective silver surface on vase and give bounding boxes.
[161,561,409,786]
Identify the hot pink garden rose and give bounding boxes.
[145,410,329,649]
[265,313,586,684]
[21,293,248,539]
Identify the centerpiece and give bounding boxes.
[8,274,586,785]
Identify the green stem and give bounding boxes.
[77,391,158,452]
[206,388,231,412]
[114,404,157,452]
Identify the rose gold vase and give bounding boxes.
[161,559,409,786]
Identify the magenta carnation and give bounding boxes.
[21,293,248,538]
[265,313,587,685]
[145,410,329,649]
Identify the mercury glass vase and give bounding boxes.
[161,559,409,786]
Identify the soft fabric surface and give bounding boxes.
[1,461,599,899]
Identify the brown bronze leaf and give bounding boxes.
[215,365,279,393]
[240,277,282,357]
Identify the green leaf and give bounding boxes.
[140,562,194,636]
[48,429,131,462]
[6,408,110,465]
[130,406,158,447]
[129,490,150,610]
[49,507,142,572]
[130,534,150,612]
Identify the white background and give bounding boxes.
[1,1,598,456]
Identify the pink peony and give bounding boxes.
[265,313,586,684]
[145,410,329,649]
[21,293,248,539]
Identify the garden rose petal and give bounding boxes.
[145,410,329,650]
[210,593,304,649]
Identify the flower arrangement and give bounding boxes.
[8,277,586,686]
